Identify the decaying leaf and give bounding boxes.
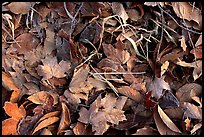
[192,60,202,81]
[40,128,52,135]
[2,71,19,92]
[37,111,60,123]
[160,61,169,77]
[133,126,158,135]
[190,45,202,59]
[195,34,202,47]
[73,122,92,135]
[148,76,171,100]
[37,56,71,80]
[117,86,143,102]
[32,116,60,134]
[78,93,127,135]
[153,105,181,135]
[176,83,202,102]
[58,102,71,134]
[191,123,202,135]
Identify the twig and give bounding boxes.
[91,72,146,75]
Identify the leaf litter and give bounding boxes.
[2,2,202,135]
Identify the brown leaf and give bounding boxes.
[40,128,52,135]
[2,118,19,135]
[148,76,171,100]
[181,102,202,120]
[193,60,202,81]
[37,56,71,80]
[176,83,202,102]
[32,116,60,134]
[58,102,71,134]
[133,126,158,135]
[164,107,184,119]
[78,93,127,135]
[44,29,56,55]
[190,45,202,59]
[111,2,129,24]
[171,2,202,25]
[117,86,143,102]
[179,35,187,52]
[28,91,54,106]
[73,122,92,135]
[12,33,40,54]
[160,61,169,77]
[38,111,60,123]
[87,77,106,91]
[3,101,26,120]
[69,64,90,93]
[191,123,202,134]
[6,2,32,14]
[103,44,130,64]
[153,105,181,135]
[81,2,104,17]
[195,34,202,47]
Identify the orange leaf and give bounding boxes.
[2,118,19,135]
[3,101,26,120]
[32,116,59,134]
[58,102,71,134]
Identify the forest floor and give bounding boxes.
[2,2,202,135]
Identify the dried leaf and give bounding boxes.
[160,61,169,77]
[117,86,143,102]
[176,59,200,68]
[2,118,19,135]
[81,2,104,17]
[190,45,202,59]
[148,76,171,100]
[32,117,59,134]
[37,56,71,81]
[69,64,90,93]
[40,128,52,135]
[179,35,187,52]
[133,126,158,135]
[191,123,202,134]
[12,33,40,54]
[153,105,181,135]
[158,90,179,108]
[171,2,202,25]
[176,83,202,102]
[73,122,93,135]
[181,102,202,120]
[6,2,32,14]
[164,107,184,119]
[38,111,60,123]
[78,93,127,135]
[87,77,106,91]
[184,117,191,131]
[195,34,202,47]
[3,102,26,120]
[44,29,56,55]
[2,71,19,91]
[111,2,129,24]
[193,60,202,81]
[28,91,53,105]
[58,102,71,134]
[144,2,158,7]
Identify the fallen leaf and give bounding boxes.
[73,122,93,135]
[181,102,202,120]
[148,76,171,100]
[179,35,187,51]
[144,2,158,7]
[12,33,40,54]
[38,111,60,123]
[184,117,191,131]
[6,2,32,14]
[87,77,106,91]
[3,102,26,120]
[193,60,202,81]
[111,2,129,24]
[191,123,202,134]
[153,105,181,135]
[37,56,71,80]
[40,128,52,135]
[164,107,184,119]
[117,86,144,102]
[160,61,169,77]
[133,126,158,135]
[2,118,19,135]
[32,116,60,134]
[171,2,202,25]
[81,2,104,17]
[78,93,127,135]
[176,59,200,68]
[69,64,90,93]
[190,45,202,59]
[195,34,202,47]
[191,96,202,107]
[58,102,71,135]
[44,29,56,55]
[176,83,202,102]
